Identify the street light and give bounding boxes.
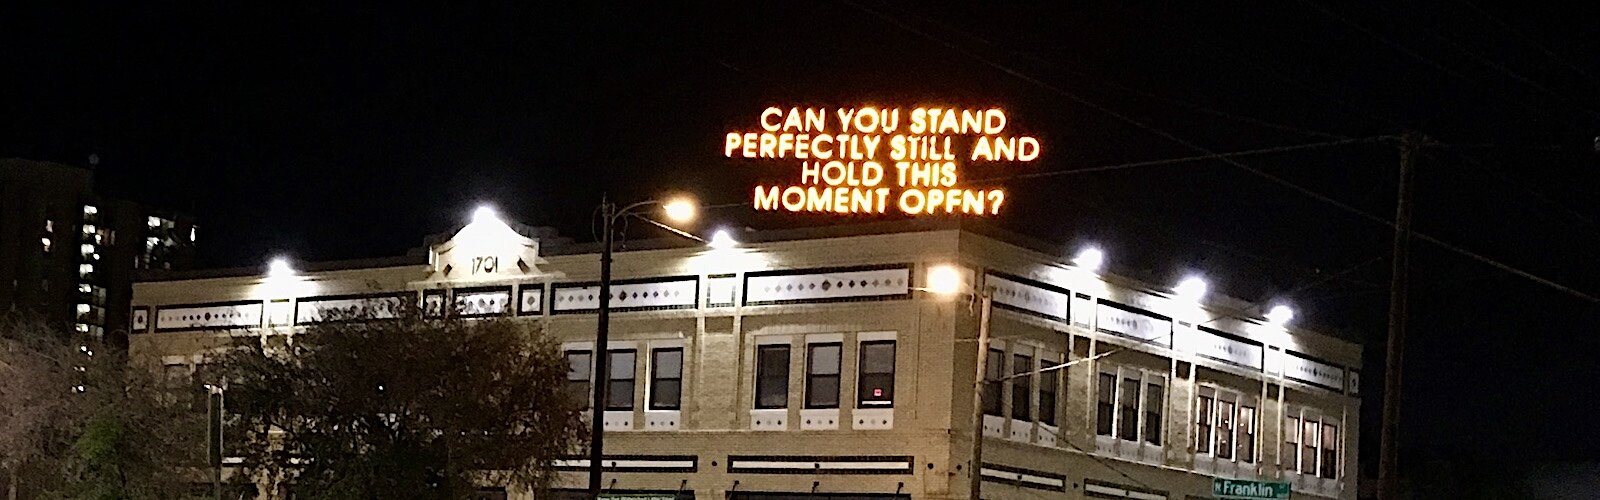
[1073,246,1105,272]
[924,264,994,500]
[708,229,738,250]
[588,195,698,498]
[266,257,295,278]
[1174,275,1208,302]
[1265,304,1295,326]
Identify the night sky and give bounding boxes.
[6,1,1600,477]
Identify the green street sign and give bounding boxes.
[1212,478,1290,499]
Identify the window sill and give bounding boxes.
[800,408,840,430]
[643,410,680,431]
[603,410,634,431]
[750,408,787,431]
[853,407,893,430]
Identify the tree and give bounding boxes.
[0,313,193,500]
[218,300,587,499]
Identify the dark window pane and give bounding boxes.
[1038,363,1057,426]
[566,351,592,408]
[1095,373,1115,436]
[755,345,790,409]
[1320,423,1339,478]
[982,349,1004,416]
[806,343,842,409]
[857,341,896,407]
[606,350,636,411]
[1239,406,1256,463]
[1143,382,1163,445]
[650,348,683,410]
[1196,396,1213,455]
[1118,377,1139,441]
[1011,354,1032,420]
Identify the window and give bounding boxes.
[41,237,51,253]
[1095,373,1115,436]
[1283,416,1299,471]
[1143,381,1163,445]
[1239,406,1256,462]
[982,348,1004,416]
[1320,423,1339,478]
[1098,366,1166,445]
[649,348,682,410]
[1215,400,1234,459]
[1117,376,1139,440]
[606,350,636,411]
[565,351,591,408]
[856,340,895,407]
[1196,395,1213,454]
[1011,354,1032,420]
[805,343,841,409]
[1300,418,1318,475]
[755,345,790,409]
[78,263,94,278]
[1038,360,1057,426]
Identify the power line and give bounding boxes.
[841,0,1600,304]
[1291,0,1591,131]
[899,7,1353,141]
[1456,0,1600,90]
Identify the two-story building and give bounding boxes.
[129,214,1360,499]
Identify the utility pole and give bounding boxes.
[1378,133,1420,500]
[588,197,615,499]
[968,288,993,500]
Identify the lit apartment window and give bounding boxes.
[78,263,94,278]
[755,345,790,409]
[1196,394,1213,454]
[1097,366,1165,445]
[41,237,51,253]
[82,223,96,235]
[856,340,895,407]
[80,243,94,255]
[76,304,91,315]
[75,323,90,334]
[147,216,161,228]
[82,205,97,216]
[1011,353,1032,420]
[1037,359,1058,426]
[45,220,53,233]
[805,343,841,409]
[649,348,682,410]
[1216,399,1234,459]
[1320,422,1339,479]
[190,226,197,242]
[982,348,1004,416]
[565,351,592,408]
[1300,418,1318,475]
[605,350,636,411]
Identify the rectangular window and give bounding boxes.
[606,350,635,411]
[649,348,683,410]
[1117,377,1139,441]
[1239,406,1256,463]
[1143,381,1163,445]
[1095,373,1115,436]
[1196,395,1213,454]
[1284,416,1300,471]
[1216,400,1234,459]
[982,349,1004,416]
[1301,418,1319,474]
[1320,423,1339,478]
[755,345,790,409]
[1037,362,1057,426]
[804,343,841,409]
[856,340,895,407]
[565,352,592,406]
[1011,354,1032,421]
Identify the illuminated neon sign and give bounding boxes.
[725,106,1040,215]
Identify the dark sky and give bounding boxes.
[6,0,1600,475]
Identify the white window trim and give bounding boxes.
[1096,363,1168,447]
[1195,384,1260,463]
